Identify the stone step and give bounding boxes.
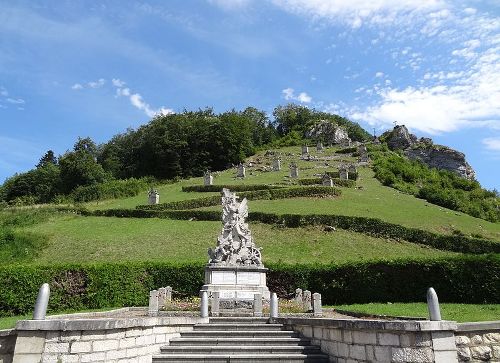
[160,345,322,354]
[209,317,269,324]
[168,337,312,346]
[152,353,329,363]
[181,330,299,338]
[194,323,285,331]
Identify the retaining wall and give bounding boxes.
[0,329,16,363]
[455,322,500,362]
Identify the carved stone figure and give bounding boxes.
[208,189,262,267]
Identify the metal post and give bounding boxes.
[33,283,50,320]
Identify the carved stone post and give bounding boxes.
[166,286,172,303]
[148,290,159,317]
[312,293,322,317]
[303,290,312,312]
[427,287,442,321]
[158,287,167,310]
[200,291,209,318]
[33,283,50,320]
[294,288,303,304]
[253,293,263,317]
[211,291,220,317]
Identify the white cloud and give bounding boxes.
[207,0,250,11]
[88,78,105,88]
[282,87,312,103]
[112,78,126,87]
[483,137,500,152]
[71,83,83,90]
[6,97,25,104]
[375,71,384,78]
[114,84,174,117]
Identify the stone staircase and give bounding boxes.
[152,317,329,362]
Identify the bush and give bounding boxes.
[182,184,284,193]
[0,255,497,316]
[70,178,151,203]
[298,178,355,188]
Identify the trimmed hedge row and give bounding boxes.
[298,178,356,188]
[0,255,497,316]
[137,187,341,211]
[326,171,358,180]
[181,184,285,193]
[81,209,500,254]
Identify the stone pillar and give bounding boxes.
[148,290,159,317]
[204,172,213,186]
[166,286,172,303]
[301,145,309,155]
[148,190,159,205]
[158,287,167,310]
[303,290,312,312]
[200,291,209,318]
[312,292,322,317]
[33,283,50,320]
[253,293,263,317]
[322,174,334,187]
[339,168,349,180]
[211,291,220,317]
[272,159,281,171]
[237,164,246,178]
[270,292,278,318]
[427,287,442,321]
[294,288,303,304]
[290,164,299,178]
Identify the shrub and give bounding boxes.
[298,178,355,188]
[0,255,497,316]
[70,178,151,203]
[181,184,284,193]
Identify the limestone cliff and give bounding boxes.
[306,120,350,144]
[385,125,476,180]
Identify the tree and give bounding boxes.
[36,150,57,168]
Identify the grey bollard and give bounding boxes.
[303,290,312,312]
[427,287,442,321]
[270,292,278,318]
[253,293,263,317]
[33,283,50,320]
[211,291,220,317]
[200,291,209,318]
[312,292,322,317]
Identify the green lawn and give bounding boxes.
[86,146,500,241]
[332,303,500,322]
[25,215,457,264]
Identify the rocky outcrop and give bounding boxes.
[386,125,417,150]
[385,125,476,180]
[306,120,350,145]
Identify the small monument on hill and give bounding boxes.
[289,162,299,178]
[338,165,349,180]
[301,145,309,155]
[322,173,334,187]
[204,170,213,186]
[236,163,246,178]
[201,189,270,300]
[316,142,324,152]
[148,189,159,205]
[272,158,281,171]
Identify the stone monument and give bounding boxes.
[301,145,309,155]
[204,170,213,186]
[316,142,324,152]
[338,165,349,180]
[322,173,334,187]
[272,158,281,171]
[348,164,357,175]
[289,162,299,178]
[148,189,159,205]
[201,189,270,300]
[236,163,246,178]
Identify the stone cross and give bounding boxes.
[148,189,159,205]
[289,163,299,178]
[303,290,312,311]
[322,173,334,187]
[204,171,213,186]
[148,290,159,317]
[294,288,303,304]
[301,145,309,155]
[237,164,246,178]
[312,292,322,317]
[272,159,281,171]
[33,283,50,320]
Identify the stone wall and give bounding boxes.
[277,317,458,363]
[455,322,500,362]
[12,313,207,363]
[0,329,15,363]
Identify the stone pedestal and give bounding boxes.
[201,265,270,300]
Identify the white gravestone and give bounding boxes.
[148,189,159,205]
[289,163,299,178]
[237,164,246,178]
[322,173,334,187]
[272,159,281,171]
[301,145,309,155]
[204,171,213,186]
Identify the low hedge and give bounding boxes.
[326,171,358,180]
[298,178,355,188]
[137,187,341,211]
[0,255,497,316]
[182,184,285,193]
[82,209,500,254]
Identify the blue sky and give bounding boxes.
[1,0,499,189]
